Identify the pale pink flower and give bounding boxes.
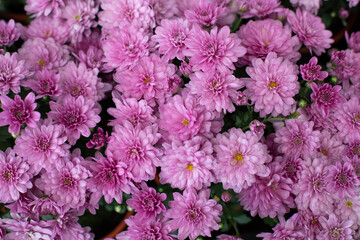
[346,31,360,52]
[238,0,281,19]
[336,97,360,143]
[0,19,20,47]
[0,52,27,95]
[25,0,65,17]
[184,0,225,27]
[317,214,354,240]
[300,56,328,81]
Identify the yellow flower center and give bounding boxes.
[235,153,243,162]
[144,77,150,83]
[264,41,269,46]
[46,30,50,36]
[355,115,360,120]
[182,119,189,125]
[186,163,194,171]
[346,201,353,207]
[269,81,277,88]
[75,14,80,20]
[321,150,327,155]
[39,59,45,67]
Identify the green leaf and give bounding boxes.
[234,214,252,225]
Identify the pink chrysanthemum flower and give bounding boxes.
[293,158,334,215]
[212,128,271,193]
[290,0,321,14]
[165,188,222,240]
[86,152,133,204]
[237,19,301,64]
[153,18,190,61]
[0,92,40,135]
[0,52,27,95]
[102,26,149,71]
[150,0,178,24]
[274,119,321,159]
[243,52,300,118]
[159,136,215,190]
[35,161,90,208]
[235,91,248,105]
[86,127,109,149]
[299,104,338,134]
[62,0,98,43]
[14,122,69,174]
[108,92,156,129]
[22,69,62,99]
[348,0,360,7]
[187,69,243,113]
[336,97,360,143]
[326,161,359,199]
[287,8,333,55]
[238,0,281,19]
[98,0,155,32]
[124,215,174,240]
[127,182,166,219]
[346,31,360,52]
[238,162,294,218]
[0,148,32,204]
[184,0,225,27]
[330,49,360,85]
[317,214,354,240]
[106,121,162,182]
[316,130,344,164]
[344,142,360,159]
[158,92,223,141]
[280,156,302,182]
[184,24,246,71]
[217,234,243,240]
[0,19,20,47]
[48,96,101,145]
[334,196,360,228]
[300,56,328,81]
[25,0,64,17]
[18,37,69,72]
[310,83,346,118]
[250,120,266,138]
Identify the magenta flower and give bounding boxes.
[0,52,27,95]
[184,0,225,27]
[106,121,162,182]
[25,0,65,17]
[0,148,32,203]
[275,119,321,159]
[86,152,133,204]
[330,49,360,85]
[290,0,321,14]
[0,19,20,47]
[48,96,100,145]
[336,97,360,143]
[86,127,109,149]
[300,56,328,81]
[238,0,281,18]
[281,157,302,182]
[317,214,354,240]
[187,69,244,113]
[153,18,190,61]
[159,136,215,190]
[237,19,301,64]
[235,91,248,105]
[0,92,40,135]
[184,24,246,71]
[346,31,360,52]
[126,182,166,219]
[250,120,266,138]
[165,188,222,240]
[287,8,333,55]
[23,69,62,99]
[212,128,271,193]
[1,217,52,240]
[243,52,300,118]
[35,161,91,208]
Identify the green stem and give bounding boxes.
[231,220,240,237]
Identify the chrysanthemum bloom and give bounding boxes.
[187,69,243,113]
[114,54,172,106]
[98,0,155,32]
[22,16,69,44]
[153,18,190,61]
[290,0,321,14]
[237,19,301,64]
[329,50,360,85]
[35,161,90,208]
[287,8,333,55]
[280,156,302,182]
[86,152,133,205]
[0,92,40,135]
[317,214,354,240]
[274,119,320,159]
[165,188,222,240]
[48,96,101,145]
[235,91,248,105]
[257,214,305,239]
[336,97,360,143]
[25,0,64,17]
[0,52,27,95]
[344,142,360,159]
[106,121,162,182]
[22,69,62,99]
[127,182,166,219]
[159,136,215,190]
[86,127,109,149]
[0,19,20,47]
[108,92,156,129]
[18,37,69,72]
[348,0,360,7]
[346,31,360,52]
[150,0,178,24]
[184,24,246,72]
[238,162,294,218]
[158,93,223,141]
[0,148,32,204]
[300,56,328,81]
[238,0,281,18]
[316,130,344,164]
[334,196,360,227]
[293,158,334,215]
[28,195,62,219]
[212,128,271,193]
[102,26,149,71]
[217,234,243,240]
[299,104,338,134]
[250,120,266,138]
[62,0,98,43]
[243,52,300,118]
[184,0,225,26]
[14,122,69,174]
[310,83,346,118]
[124,215,174,240]
[326,161,359,199]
